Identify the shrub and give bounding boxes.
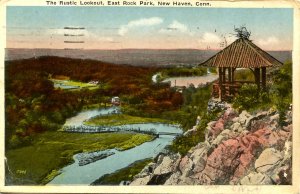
[233,84,259,110]
[234,69,255,81]
[269,63,292,124]
[9,135,22,149]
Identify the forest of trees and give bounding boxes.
[5,56,184,149]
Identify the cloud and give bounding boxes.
[96,37,114,42]
[198,32,221,43]
[197,32,228,49]
[168,20,188,33]
[86,32,115,42]
[48,28,89,36]
[47,28,116,42]
[159,20,193,35]
[118,17,163,36]
[257,36,279,46]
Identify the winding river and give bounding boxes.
[162,74,218,88]
[48,107,182,185]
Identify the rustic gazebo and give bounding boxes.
[200,38,283,100]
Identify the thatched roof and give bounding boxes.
[200,38,283,68]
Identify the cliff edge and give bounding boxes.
[130,102,292,185]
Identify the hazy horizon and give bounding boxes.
[5,48,292,66]
[5,47,292,52]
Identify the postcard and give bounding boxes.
[0,0,299,193]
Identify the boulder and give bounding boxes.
[195,138,242,184]
[283,141,292,158]
[179,156,193,177]
[209,118,225,138]
[238,111,252,126]
[284,110,292,125]
[268,114,280,131]
[240,172,272,185]
[207,99,226,112]
[231,122,244,133]
[255,148,283,173]
[211,129,238,146]
[130,175,151,185]
[232,117,239,123]
[283,124,292,132]
[223,107,238,121]
[255,111,269,119]
[164,171,182,185]
[189,144,208,174]
[270,164,292,184]
[267,130,289,148]
[147,172,173,185]
[153,154,180,175]
[133,162,156,179]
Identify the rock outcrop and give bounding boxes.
[130,101,292,185]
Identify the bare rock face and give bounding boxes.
[130,153,181,185]
[153,154,180,175]
[179,143,208,179]
[207,107,238,139]
[255,148,283,173]
[130,175,151,185]
[130,103,292,185]
[238,111,252,126]
[231,122,244,133]
[240,172,272,185]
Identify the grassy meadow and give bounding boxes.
[50,79,100,90]
[6,131,154,185]
[84,114,172,126]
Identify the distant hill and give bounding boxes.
[5,48,292,66]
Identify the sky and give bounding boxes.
[6,7,293,50]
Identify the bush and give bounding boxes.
[269,63,292,124]
[9,135,22,149]
[234,69,255,81]
[233,84,259,110]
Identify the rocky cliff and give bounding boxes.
[130,102,292,185]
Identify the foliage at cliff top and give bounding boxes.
[233,62,292,123]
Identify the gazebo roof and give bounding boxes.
[200,38,283,68]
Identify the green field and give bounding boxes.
[84,114,171,126]
[50,79,99,90]
[5,131,154,185]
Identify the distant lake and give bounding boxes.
[162,74,218,88]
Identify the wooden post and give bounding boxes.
[262,67,266,91]
[232,68,235,83]
[228,67,233,95]
[223,67,226,83]
[231,68,235,95]
[222,67,226,100]
[254,68,260,92]
[218,67,223,99]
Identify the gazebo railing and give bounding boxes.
[213,81,260,100]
